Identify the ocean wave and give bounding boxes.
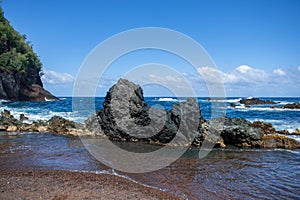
[0,106,86,123]
[157,98,178,102]
[208,98,242,103]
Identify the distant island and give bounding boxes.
[0,8,58,102]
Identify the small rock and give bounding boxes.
[1,109,13,118]
[230,103,236,108]
[19,114,29,121]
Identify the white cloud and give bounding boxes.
[236,65,251,74]
[235,65,268,83]
[196,65,268,85]
[191,65,300,96]
[41,70,74,85]
[273,68,286,76]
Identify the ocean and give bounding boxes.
[1,97,300,199]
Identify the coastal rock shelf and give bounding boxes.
[1,79,300,150]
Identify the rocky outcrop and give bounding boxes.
[239,98,278,105]
[219,117,263,147]
[0,67,59,102]
[85,79,202,146]
[271,102,300,110]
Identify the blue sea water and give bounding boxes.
[1,97,300,132]
[1,97,300,199]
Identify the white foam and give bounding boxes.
[208,98,242,103]
[72,169,168,192]
[158,98,178,102]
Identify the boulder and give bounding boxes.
[47,116,77,135]
[86,79,201,146]
[220,117,263,147]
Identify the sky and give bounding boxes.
[1,0,300,97]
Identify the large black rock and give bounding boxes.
[86,79,201,146]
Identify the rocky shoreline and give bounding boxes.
[1,79,300,150]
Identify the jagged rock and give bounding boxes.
[239,98,277,105]
[262,134,300,149]
[19,114,28,121]
[47,116,77,135]
[1,109,13,118]
[252,121,276,135]
[220,117,263,147]
[86,79,200,146]
[0,109,19,128]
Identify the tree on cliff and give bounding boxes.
[0,7,58,101]
[0,7,41,74]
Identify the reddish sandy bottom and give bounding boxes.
[0,169,182,200]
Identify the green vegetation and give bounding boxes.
[0,7,42,73]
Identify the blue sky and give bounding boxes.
[1,0,300,97]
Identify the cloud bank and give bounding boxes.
[141,65,300,97]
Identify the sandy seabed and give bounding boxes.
[0,169,182,200]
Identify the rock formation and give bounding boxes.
[85,79,202,146]
[239,98,278,105]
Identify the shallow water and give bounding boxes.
[1,132,299,199]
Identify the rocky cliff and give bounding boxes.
[0,7,58,102]
[0,67,58,101]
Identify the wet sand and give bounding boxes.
[0,169,182,200]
